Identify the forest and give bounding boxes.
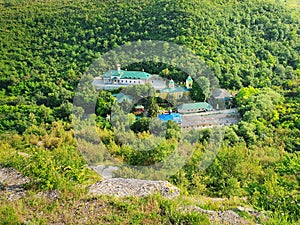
[0,0,299,224]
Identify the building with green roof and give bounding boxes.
[94,65,195,100]
[177,102,213,114]
[113,93,133,103]
[102,70,152,81]
[101,64,152,87]
[158,76,193,100]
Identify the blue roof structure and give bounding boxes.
[158,113,182,123]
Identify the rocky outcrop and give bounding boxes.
[0,165,263,225]
[0,165,31,200]
[179,205,254,225]
[89,178,180,198]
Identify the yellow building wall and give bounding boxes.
[186,81,193,89]
[158,91,190,100]
[159,93,168,99]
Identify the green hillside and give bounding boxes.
[0,0,299,224]
[1,0,299,91]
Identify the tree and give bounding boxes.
[190,82,205,102]
[165,120,181,140]
[53,102,73,121]
[166,93,177,107]
[161,68,170,78]
[236,86,259,106]
[236,121,257,145]
[96,91,115,117]
[119,99,133,113]
[123,83,155,102]
[130,118,150,133]
[146,97,159,117]
[196,77,210,101]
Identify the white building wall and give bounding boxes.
[101,77,149,85]
[119,79,147,85]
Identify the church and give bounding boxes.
[158,75,193,100]
[93,64,193,100]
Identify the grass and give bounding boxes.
[1,169,295,225]
[0,204,23,225]
[0,192,211,224]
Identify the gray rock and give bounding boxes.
[90,165,119,179]
[0,165,31,200]
[37,190,61,200]
[179,205,253,225]
[89,178,180,198]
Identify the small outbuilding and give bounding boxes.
[211,88,232,101]
[134,105,145,115]
[210,88,233,110]
[113,93,133,103]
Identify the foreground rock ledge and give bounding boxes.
[89,178,180,198]
[179,206,255,225]
[0,165,31,200]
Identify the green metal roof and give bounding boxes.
[177,102,213,111]
[113,93,133,103]
[186,76,193,81]
[102,70,151,80]
[160,86,189,93]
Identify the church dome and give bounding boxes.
[186,75,193,81]
[168,79,175,88]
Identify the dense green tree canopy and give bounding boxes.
[0,0,299,223]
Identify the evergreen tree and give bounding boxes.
[190,82,205,102]
[146,97,159,117]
